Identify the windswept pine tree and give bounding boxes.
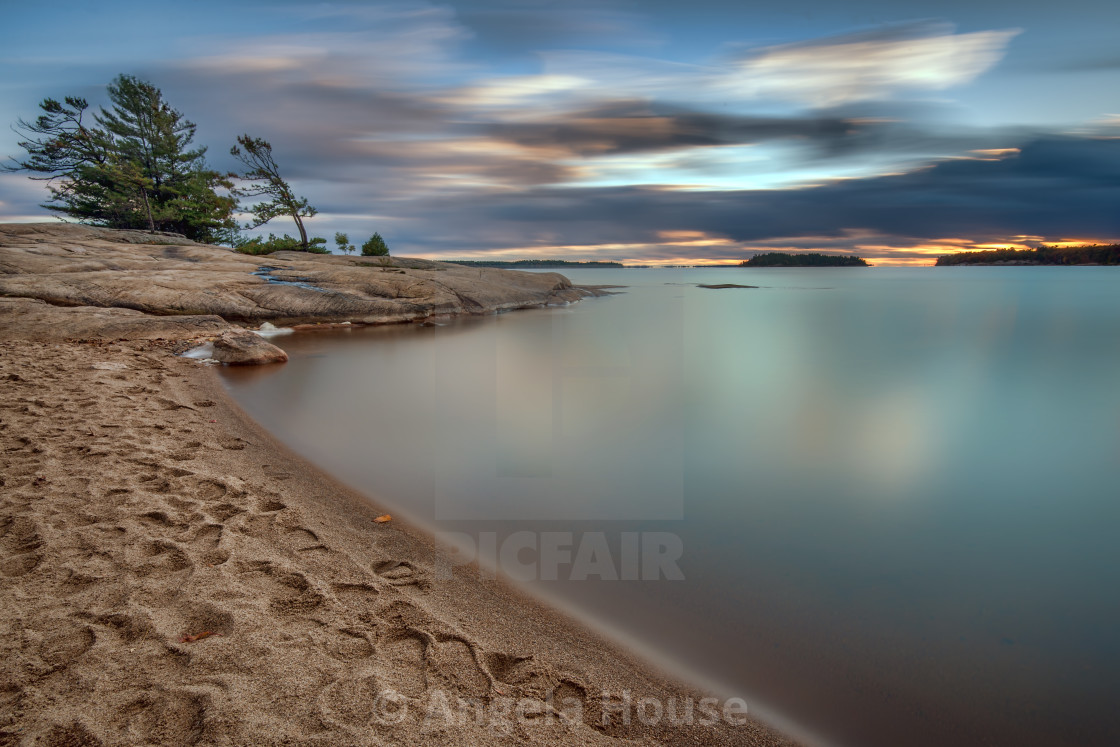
[229,135,317,251]
[4,75,236,243]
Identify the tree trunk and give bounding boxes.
[140,187,155,232]
[293,213,308,250]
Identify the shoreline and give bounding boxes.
[0,223,799,745]
[0,337,797,745]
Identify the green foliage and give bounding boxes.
[361,232,390,256]
[5,75,236,243]
[935,245,1120,266]
[230,135,317,251]
[334,232,356,254]
[4,96,109,176]
[234,233,328,255]
[741,252,868,267]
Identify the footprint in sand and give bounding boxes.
[0,515,44,577]
[257,497,286,512]
[177,602,234,641]
[285,526,329,554]
[373,559,428,590]
[142,540,193,572]
[237,561,325,616]
[371,600,497,701]
[192,479,228,502]
[322,627,376,662]
[118,689,210,746]
[140,510,180,529]
[39,721,104,747]
[191,524,228,566]
[30,620,96,675]
[82,611,157,645]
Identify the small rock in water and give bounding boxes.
[211,331,289,366]
[255,321,295,338]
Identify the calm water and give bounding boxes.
[221,267,1120,747]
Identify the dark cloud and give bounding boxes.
[154,72,455,180]
[483,98,1026,165]
[394,136,1120,254]
[486,102,857,156]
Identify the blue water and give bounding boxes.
[221,267,1120,747]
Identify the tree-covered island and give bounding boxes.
[741,252,868,267]
[935,245,1120,265]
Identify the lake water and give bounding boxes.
[221,267,1120,747]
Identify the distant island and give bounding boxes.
[446,259,625,268]
[741,252,868,267]
[936,245,1120,266]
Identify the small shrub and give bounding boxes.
[334,232,356,254]
[361,232,390,256]
[234,233,330,255]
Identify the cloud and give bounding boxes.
[485,102,858,156]
[0,174,52,222]
[0,7,1091,266]
[503,21,1020,111]
[724,22,1022,107]
[387,136,1120,259]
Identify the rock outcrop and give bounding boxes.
[0,223,598,363]
[0,223,586,324]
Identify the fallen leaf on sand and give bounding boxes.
[179,631,217,643]
[374,514,392,523]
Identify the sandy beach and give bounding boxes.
[0,225,796,746]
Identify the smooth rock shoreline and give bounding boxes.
[0,223,601,364]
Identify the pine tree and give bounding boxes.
[361,232,389,256]
[5,75,236,243]
[4,96,109,177]
[92,75,235,241]
[229,135,317,250]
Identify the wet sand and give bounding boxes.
[0,337,796,746]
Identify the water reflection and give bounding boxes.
[223,267,1120,747]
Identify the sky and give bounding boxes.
[1,0,1118,265]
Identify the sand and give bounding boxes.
[0,337,798,746]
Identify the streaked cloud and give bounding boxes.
[2,1,1115,266]
[479,21,1019,112]
[724,23,1021,107]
